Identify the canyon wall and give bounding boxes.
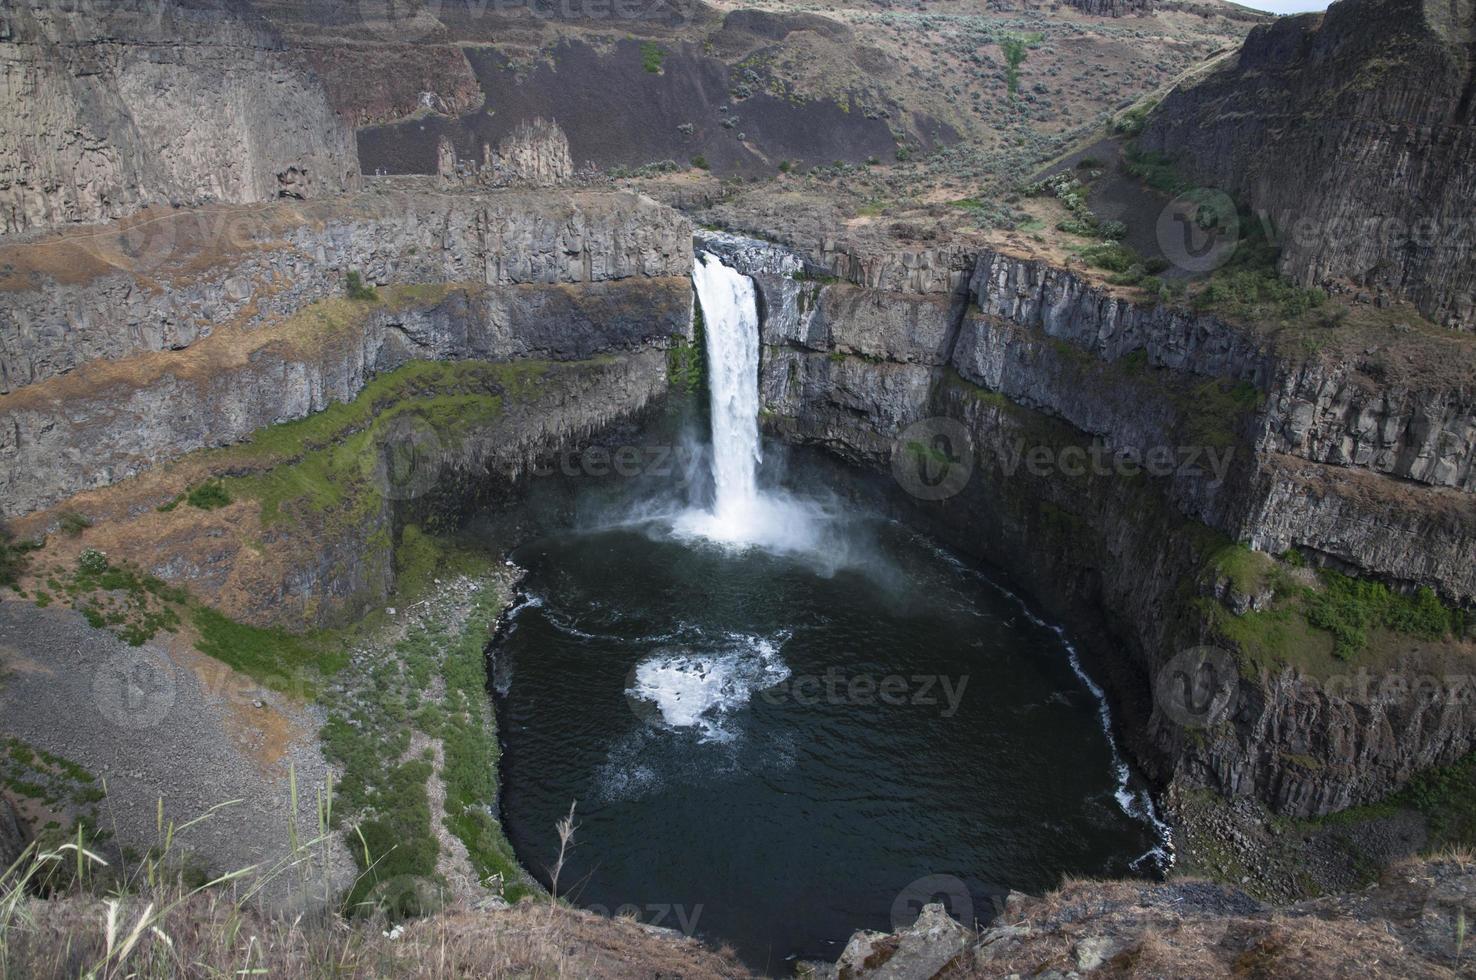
[704,230,1476,818]
[1063,0,1156,15]
[0,0,360,236]
[1,190,691,626]
[0,189,690,393]
[0,189,692,517]
[1138,0,1476,330]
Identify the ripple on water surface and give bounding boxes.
[494,518,1167,967]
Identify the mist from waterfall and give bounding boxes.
[673,252,834,558]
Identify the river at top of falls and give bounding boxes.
[673,252,825,554]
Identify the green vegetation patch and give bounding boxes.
[1204,558,1469,673]
[324,547,532,916]
[997,32,1041,96]
[0,526,39,588]
[345,270,379,302]
[217,359,553,529]
[1303,571,1466,660]
[1,737,104,814]
[185,481,231,510]
[1112,98,1159,137]
[44,549,188,647]
[1123,144,1189,195]
[639,41,666,74]
[192,606,346,697]
[1398,751,1476,849]
[58,511,92,537]
[668,295,704,396]
[1175,376,1262,450]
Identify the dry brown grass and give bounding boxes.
[1,894,752,980]
[1,815,752,980]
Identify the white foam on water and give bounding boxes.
[626,633,791,743]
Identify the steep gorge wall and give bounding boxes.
[0,0,360,236]
[0,191,693,518]
[704,231,1476,818]
[0,189,690,393]
[1138,0,1476,329]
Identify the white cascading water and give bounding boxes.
[675,252,824,554]
[695,252,763,532]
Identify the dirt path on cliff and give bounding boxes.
[0,599,354,907]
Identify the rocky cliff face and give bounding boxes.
[815,857,1476,978]
[1063,0,1155,15]
[0,0,359,235]
[0,188,690,394]
[706,231,1476,819]
[484,118,574,187]
[1138,0,1476,330]
[0,190,692,517]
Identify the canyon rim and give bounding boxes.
[0,0,1474,977]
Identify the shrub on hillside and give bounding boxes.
[345,271,378,302]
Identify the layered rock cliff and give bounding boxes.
[704,230,1476,819]
[1063,0,1155,15]
[0,188,689,394]
[1138,0,1476,330]
[0,189,692,517]
[0,0,359,235]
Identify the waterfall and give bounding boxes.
[693,252,762,534]
[675,251,828,555]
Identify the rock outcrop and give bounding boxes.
[706,230,1476,819]
[485,118,574,187]
[818,859,1475,978]
[0,0,359,235]
[1063,0,1155,15]
[1138,0,1476,330]
[0,188,691,394]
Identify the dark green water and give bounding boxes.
[493,507,1167,969]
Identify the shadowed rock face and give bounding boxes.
[0,0,360,235]
[0,794,25,873]
[705,231,1476,820]
[0,189,691,395]
[0,190,693,517]
[357,38,953,178]
[1138,0,1476,330]
[1063,0,1154,15]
